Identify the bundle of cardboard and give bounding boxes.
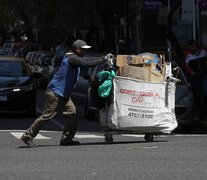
[116,53,167,83]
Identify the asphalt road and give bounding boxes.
[1,89,207,180]
[2,131,207,180]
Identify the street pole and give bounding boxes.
[192,0,196,40]
[168,0,171,61]
[126,0,130,53]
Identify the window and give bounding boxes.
[0,61,28,76]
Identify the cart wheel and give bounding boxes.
[104,134,113,143]
[144,133,154,142]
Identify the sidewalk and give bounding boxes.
[194,119,207,133]
[173,116,207,134]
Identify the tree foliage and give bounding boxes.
[0,0,126,50]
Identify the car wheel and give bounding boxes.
[144,133,154,142]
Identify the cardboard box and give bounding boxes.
[121,65,164,83]
[116,55,144,67]
[121,65,149,81]
[116,55,155,67]
[150,69,164,83]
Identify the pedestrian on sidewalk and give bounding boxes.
[184,39,207,121]
[184,39,207,76]
[20,39,106,147]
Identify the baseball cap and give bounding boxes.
[72,39,91,50]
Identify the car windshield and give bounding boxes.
[0,60,29,77]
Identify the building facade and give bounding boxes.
[117,0,207,54]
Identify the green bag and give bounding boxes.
[97,70,115,98]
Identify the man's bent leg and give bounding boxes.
[21,91,67,141]
[60,99,79,145]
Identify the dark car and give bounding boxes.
[0,56,40,116]
[0,40,39,56]
[14,43,42,58]
[84,60,194,131]
[171,61,194,130]
[32,51,55,88]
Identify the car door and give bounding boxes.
[172,61,194,124]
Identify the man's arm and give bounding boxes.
[69,54,105,67]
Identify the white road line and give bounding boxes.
[10,132,51,139]
[127,146,158,150]
[6,130,207,140]
[123,134,145,138]
[10,131,103,139]
[75,134,103,139]
[0,130,60,133]
[10,131,146,140]
[173,134,207,137]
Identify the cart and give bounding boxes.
[99,76,178,143]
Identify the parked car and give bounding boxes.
[14,43,41,58]
[0,40,15,56]
[0,56,41,116]
[32,51,55,88]
[171,61,194,130]
[0,40,39,57]
[24,51,34,64]
[24,51,55,88]
[25,51,39,72]
[84,60,194,131]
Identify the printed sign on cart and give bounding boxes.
[101,76,177,133]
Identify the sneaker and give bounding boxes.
[59,140,80,146]
[20,136,37,147]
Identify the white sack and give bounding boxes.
[100,76,178,134]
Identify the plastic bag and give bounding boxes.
[137,52,160,64]
[97,70,116,98]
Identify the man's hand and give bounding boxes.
[104,53,114,66]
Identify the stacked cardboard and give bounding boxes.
[116,54,166,83]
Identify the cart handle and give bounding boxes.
[165,77,180,108]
